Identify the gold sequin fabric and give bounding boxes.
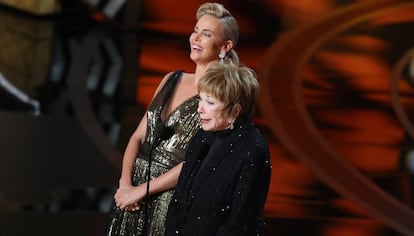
[106,71,201,236]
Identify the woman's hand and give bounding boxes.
[126,201,143,211]
[114,184,147,210]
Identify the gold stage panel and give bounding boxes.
[0,0,60,15]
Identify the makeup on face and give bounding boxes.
[197,92,232,132]
[189,15,226,63]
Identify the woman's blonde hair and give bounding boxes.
[196,2,239,65]
[198,62,259,118]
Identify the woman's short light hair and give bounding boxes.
[196,2,239,65]
[198,62,259,118]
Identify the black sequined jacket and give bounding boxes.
[165,117,271,236]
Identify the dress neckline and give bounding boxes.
[160,95,199,124]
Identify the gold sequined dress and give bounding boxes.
[106,71,200,236]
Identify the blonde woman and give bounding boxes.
[106,3,241,236]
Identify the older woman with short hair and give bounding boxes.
[165,62,271,236]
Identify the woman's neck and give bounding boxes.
[194,60,218,81]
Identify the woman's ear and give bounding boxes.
[232,103,241,118]
[222,40,234,53]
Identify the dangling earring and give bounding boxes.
[229,119,235,130]
[219,51,226,62]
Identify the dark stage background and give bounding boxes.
[0,0,414,235]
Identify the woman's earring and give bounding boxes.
[229,119,235,130]
[219,51,226,62]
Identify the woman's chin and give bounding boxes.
[201,124,212,131]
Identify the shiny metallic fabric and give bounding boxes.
[106,71,201,236]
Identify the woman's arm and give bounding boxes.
[116,72,176,192]
[118,114,147,187]
[216,146,271,236]
[114,71,185,209]
[115,162,184,209]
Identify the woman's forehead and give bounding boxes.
[196,14,223,32]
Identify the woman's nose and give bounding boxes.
[194,32,201,41]
[197,103,203,113]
